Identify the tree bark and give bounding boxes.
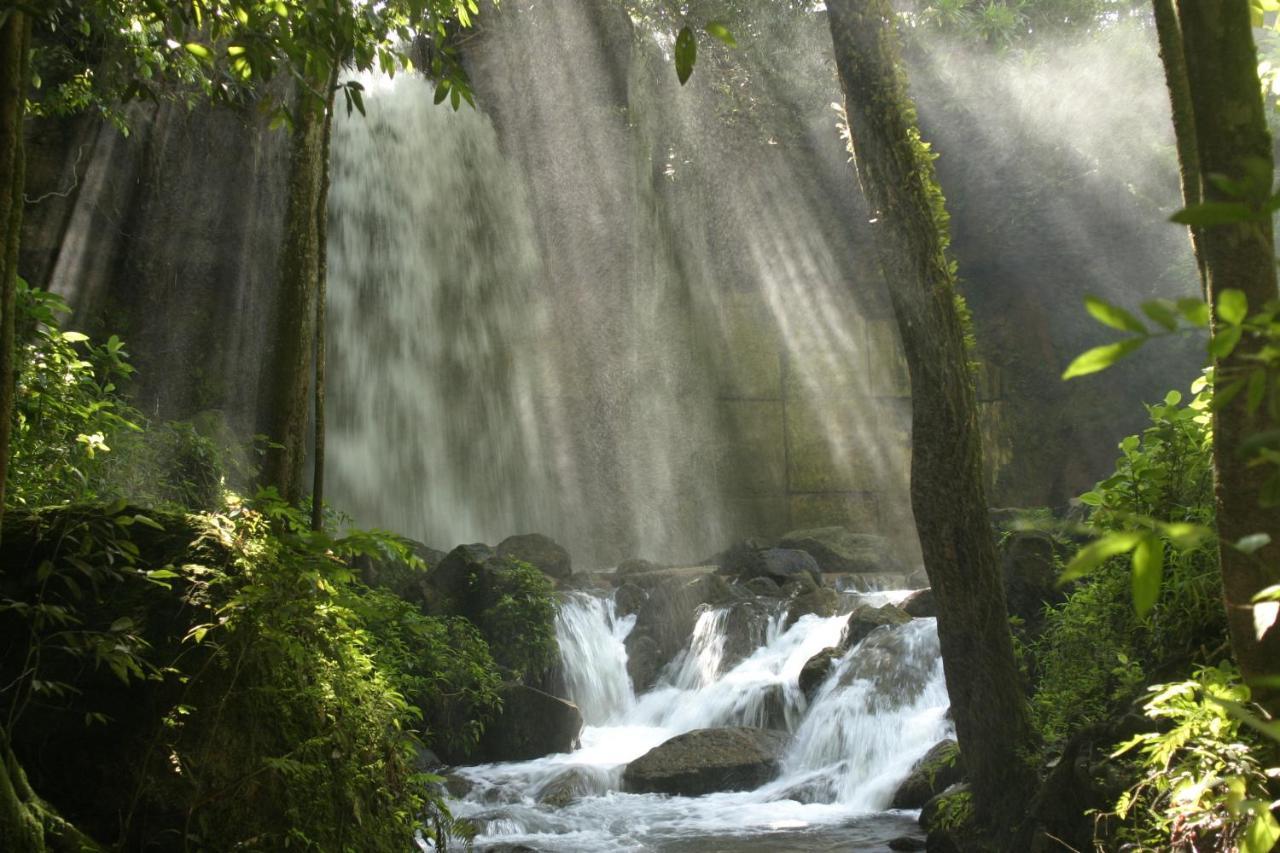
[826,0,1035,832]
[259,67,338,506]
[1169,1,1280,711]
[310,82,335,532]
[0,10,30,521]
[1151,0,1206,294]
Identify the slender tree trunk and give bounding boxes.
[1169,1,1280,712]
[260,67,338,506]
[310,87,335,532]
[826,0,1035,832]
[0,10,30,521]
[1151,0,1206,294]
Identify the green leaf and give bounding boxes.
[1085,296,1147,334]
[1141,299,1178,331]
[61,331,89,343]
[1170,201,1255,226]
[1062,338,1145,379]
[1242,809,1280,853]
[1131,536,1163,617]
[183,42,212,60]
[146,568,180,580]
[109,617,134,633]
[433,80,449,105]
[1061,531,1145,583]
[675,25,697,85]
[1177,297,1211,327]
[1254,600,1279,641]
[1218,288,1249,326]
[704,21,737,47]
[1209,325,1243,359]
[1078,490,1103,507]
[1236,533,1272,554]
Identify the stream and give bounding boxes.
[442,589,951,851]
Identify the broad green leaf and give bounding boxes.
[1218,288,1249,325]
[1131,536,1163,617]
[110,617,134,632]
[1061,531,1145,583]
[433,80,449,105]
[147,568,180,580]
[1085,296,1147,334]
[1170,201,1255,226]
[1253,584,1280,602]
[675,25,697,85]
[1164,390,1183,406]
[1242,809,1280,853]
[1209,325,1243,359]
[183,42,212,60]
[61,331,89,343]
[705,21,737,47]
[1177,297,1211,327]
[1160,522,1210,550]
[1062,338,1145,379]
[1141,300,1178,331]
[1078,490,1103,507]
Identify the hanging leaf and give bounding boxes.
[675,25,697,85]
[1061,530,1145,583]
[1209,325,1243,359]
[1170,201,1255,226]
[1131,536,1164,617]
[1061,338,1145,379]
[1141,299,1178,331]
[1176,297,1211,327]
[1218,288,1249,326]
[1085,296,1147,335]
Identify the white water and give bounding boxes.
[447,592,951,851]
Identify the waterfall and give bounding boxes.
[448,591,951,851]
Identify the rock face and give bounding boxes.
[475,684,583,762]
[624,571,734,692]
[999,530,1068,628]
[799,647,841,700]
[726,547,822,586]
[900,588,936,618]
[431,543,496,616]
[353,538,445,608]
[778,527,903,575]
[497,533,572,580]
[621,727,788,796]
[891,739,963,809]
[843,603,912,649]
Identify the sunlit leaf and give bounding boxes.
[1085,296,1147,334]
[1131,536,1163,617]
[1209,325,1243,359]
[1177,297,1211,327]
[1061,531,1145,583]
[705,21,737,47]
[1141,299,1178,331]
[1218,288,1249,326]
[1062,338,1145,379]
[1170,201,1255,226]
[1254,600,1279,641]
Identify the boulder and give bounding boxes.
[838,626,940,710]
[626,634,662,693]
[920,783,977,853]
[613,582,646,617]
[891,739,962,809]
[742,548,822,585]
[497,533,572,580]
[713,537,774,575]
[743,576,781,597]
[431,543,496,615]
[475,684,583,762]
[798,647,841,700]
[888,837,927,852]
[784,585,840,626]
[617,557,664,576]
[900,588,936,618]
[534,766,606,808]
[353,538,445,608]
[621,727,789,796]
[777,527,903,575]
[721,598,774,670]
[1000,530,1068,629]
[624,573,734,691]
[843,603,912,649]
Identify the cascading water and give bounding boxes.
[446,590,951,851]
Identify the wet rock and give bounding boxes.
[475,684,583,762]
[920,783,978,853]
[900,588,936,618]
[442,772,472,799]
[1000,530,1068,629]
[613,582,646,617]
[353,538,445,608]
[890,739,962,809]
[777,527,904,575]
[431,543,496,615]
[838,626,939,710]
[843,603,912,649]
[626,634,662,693]
[497,533,572,580]
[799,647,841,700]
[713,537,774,575]
[617,557,664,575]
[621,727,789,796]
[748,548,823,585]
[534,767,603,808]
[887,836,927,852]
[785,585,839,626]
[624,573,734,691]
[721,598,774,669]
[834,572,911,592]
[743,576,781,597]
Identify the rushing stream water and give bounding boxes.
[443,590,951,852]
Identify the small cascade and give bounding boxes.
[555,594,637,725]
[448,589,952,851]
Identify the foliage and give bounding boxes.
[1032,384,1225,746]
[903,0,1149,48]
[1109,663,1279,853]
[474,558,559,681]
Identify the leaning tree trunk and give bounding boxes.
[826,0,1036,832]
[1170,1,1280,712]
[0,9,30,521]
[259,66,338,506]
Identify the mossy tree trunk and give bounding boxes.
[1163,1,1280,712]
[260,67,338,507]
[0,9,30,522]
[826,0,1036,833]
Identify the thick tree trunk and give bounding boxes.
[259,68,338,506]
[0,10,30,520]
[1151,0,1206,294]
[1171,1,1280,711]
[826,0,1035,832]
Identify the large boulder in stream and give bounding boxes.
[721,547,822,586]
[777,527,903,575]
[497,533,572,580]
[622,727,789,796]
[474,684,583,762]
[843,603,913,648]
[891,739,963,809]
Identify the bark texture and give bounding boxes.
[1170,1,1280,710]
[0,10,30,519]
[259,69,338,505]
[826,0,1035,830]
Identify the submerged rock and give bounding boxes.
[497,533,572,580]
[475,684,583,762]
[534,766,607,808]
[891,739,962,809]
[778,527,903,575]
[621,727,788,796]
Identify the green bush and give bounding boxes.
[473,558,559,681]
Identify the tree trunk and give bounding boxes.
[1170,1,1280,711]
[259,68,338,506]
[0,10,30,521]
[310,84,335,532]
[1151,0,1206,294]
[826,0,1035,833]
